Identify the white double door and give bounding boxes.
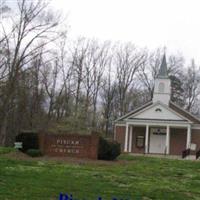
[149,129,166,154]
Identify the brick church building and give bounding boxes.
[114,55,200,157]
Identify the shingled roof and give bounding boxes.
[169,101,200,124]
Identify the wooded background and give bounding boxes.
[1,0,200,146]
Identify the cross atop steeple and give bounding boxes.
[158,54,168,78]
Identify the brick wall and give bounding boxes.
[115,126,126,151]
[170,128,187,155]
[191,129,200,151]
[39,133,99,159]
[115,126,146,153]
[115,125,200,155]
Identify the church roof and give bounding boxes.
[114,54,200,125]
[169,101,200,124]
[158,54,168,78]
[114,100,200,124]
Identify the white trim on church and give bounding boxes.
[114,55,200,156]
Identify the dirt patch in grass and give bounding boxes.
[2,151,129,166]
[2,151,30,159]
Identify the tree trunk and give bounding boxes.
[0,116,8,146]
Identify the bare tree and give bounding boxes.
[68,38,109,128]
[70,38,90,119]
[41,55,60,121]
[0,0,61,145]
[183,60,200,113]
[115,43,145,116]
[90,41,110,128]
[101,57,116,136]
[54,33,73,121]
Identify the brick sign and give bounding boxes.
[39,133,99,159]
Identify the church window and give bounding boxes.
[136,135,144,148]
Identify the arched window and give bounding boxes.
[158,82,165,93]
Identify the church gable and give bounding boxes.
[127,102,190,122]
[115,54,200,124]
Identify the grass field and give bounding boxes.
[1,149,200,200]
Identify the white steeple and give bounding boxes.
[153,54,171,105]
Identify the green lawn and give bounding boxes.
[0,147,16,155]
[1,150,200,200]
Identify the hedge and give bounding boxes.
[26,149,42,157]
[98,137,121,160]
[15,131,39,152]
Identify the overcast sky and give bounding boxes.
[4,0,200,64]
[51,0,200,65]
